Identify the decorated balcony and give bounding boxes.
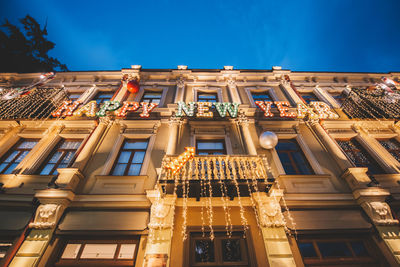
[157,154,274,199]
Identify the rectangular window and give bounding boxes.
[275,139,314,175]
[190,231,249,266]
[58,239,138,266]
[197,92,218,102]
[95,92,113,105]
[140,90,162,104]
[378,138,400,163]
[330,92,346,105]
[38,139,82,175]
[337,139,384,174]
[251,91,273,102]
[111,140,148,176]
[196,140,226,155]
[68,93,80,102]
[300,92,319,104]
[0,139,38,174]
[297,236,382,266]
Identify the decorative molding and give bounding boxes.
[29,203,65,229]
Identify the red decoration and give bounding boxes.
[127,79,140,93]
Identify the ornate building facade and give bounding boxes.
[0,66,399,266]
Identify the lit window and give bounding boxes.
[38,139,82,175]
[95,92,113,105]
[198,92,218,102]
[0,139,38,174]
[300,92,319,104]
[378,138,400,163]
[337,139,384,174]
[275,139,314,175]
[111,140,149,176]
[196,140,226,155]
[141,90,162,104]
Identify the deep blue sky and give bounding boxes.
[1,0,400,72]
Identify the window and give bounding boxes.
[378,138,400,162]
[330,92,346,105]
[275,139,314,175]
[0,139,38,174]
[56,239,138,266]
[68,93,80,102]
[111,140,148,176]
[38,139,82,175]
[140,90,162,104]
[0,241,12,259]
[189,231,250,267]
[337,139,384,174]
[251,91,273,102]
[95,92,113,105]
[297,236,383,266]
[300,92,319,104]
[196,140,226,155]
[197,92,218,102]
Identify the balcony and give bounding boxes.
[158,155,274,199]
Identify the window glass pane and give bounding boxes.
[112,164,127,176]
[195,240,215,262]
[351,241,369,257]
[61,244,81,259]
[197,142,223,150]
[124,141,148,150]
[298,242,317,258]
[40,164,55,175]
[222,239,241,262]
[18,140,38,149]
[15,151,29,162]
[61,151,75,164]
[128,164,141,176]
[132,151,145,163]
[118,244,136,259]
[60,140,81,149]
[4,151,19,163]
[4,163,18,174]
[80,244,117,259]
[48,151,62,163]
[0,163,8,173]
[118,151,131,164]
[318,242,352,257]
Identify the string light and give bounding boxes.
[275,101,297,118]
[140,102,158,118]
[165,147,195,174]
[297,102,319,120]
[310,101,339,119]
[115,101,140,117]
[51,100,81,117]
[73,100,97,117]
[214,102,239,118]
[196,102,213,118]
[176,101,195,117]
[255,101,274,117]
[96,100,121,117]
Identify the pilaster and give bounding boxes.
[235,114,257,155]
[226,78,241,104]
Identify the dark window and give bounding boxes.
[38,139,82,175]
[300,92,319,104]
[190,231,250,267]
[251,91,273,102]
[56,239,139,266]
[196,140,226,155]
[198,92,218,102]
[297,236,382,266]
[378,138,400,163]
[141,91,162,104]
[95,92,113,105]
[68,93,80,102]
[275,139,314,175]
[111,140,148,176]
[337,139,385,174]
[330,92,346,105]
[0,241,12,259]
[0,139,38,174]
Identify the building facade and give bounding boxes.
[0,66,400,266]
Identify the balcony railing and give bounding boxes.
[158,155,273,198]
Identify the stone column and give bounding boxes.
[252,190,296,267]
[166,117,182,155]
[143,190,176,267]
[227,78,241,104]
[314,85,341,108]
[310,121,353,171]
[236,114,257,155]
[174,77,185,103]
[8,189,74,267]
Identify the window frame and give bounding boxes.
[94,91,114,105]
[110,139,149,176]
[140,90,163,104]
[193,87,223,103]
[0,138,39,174]
[245,87,279,107]
[134,86,168,107]
[195,139,227,155]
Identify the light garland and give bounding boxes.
[214,102,239,118]
[140,102,158,118]
[176,101,196,117]
[275,101,297,118]
[255,101,273,117]
[196,102,213,118]
[310,101,339,119]
[165,147,195,174]
[73,101,97,117]
[96,100,121,117]
[115,101,140,117]
[51,100,81,117]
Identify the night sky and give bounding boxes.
[1,0,400,72]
